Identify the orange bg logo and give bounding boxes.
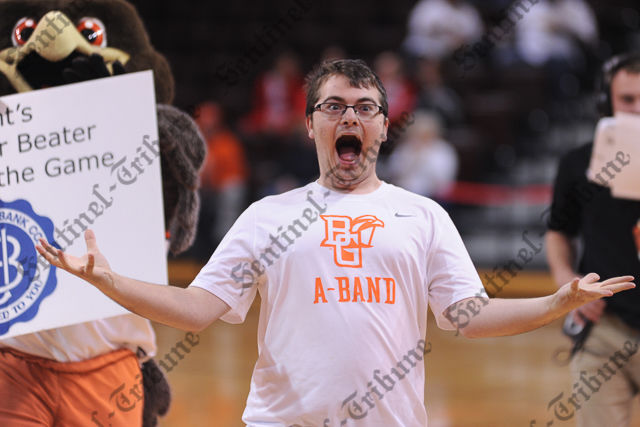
[320,215,384,268]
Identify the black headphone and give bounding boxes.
[597,51,640,117]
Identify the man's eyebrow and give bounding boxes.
[320,96,379,104]
[321,96,346,103]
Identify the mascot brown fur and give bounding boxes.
[0,1,206,426]
[0,0,204,255]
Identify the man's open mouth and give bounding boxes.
[335,135,362,163]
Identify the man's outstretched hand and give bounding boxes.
[553,273,635,313]
[452,273,635,339]
[36,230,114,291]
[35,230,231,331]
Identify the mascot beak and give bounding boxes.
[0,11,130,92]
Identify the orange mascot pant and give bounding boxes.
[0,348,143,427]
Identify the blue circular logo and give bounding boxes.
[0,199,58,335]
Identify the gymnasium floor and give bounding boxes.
[154,264,640,427]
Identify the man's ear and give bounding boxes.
[381,116,389,142]
[305,114,315,140]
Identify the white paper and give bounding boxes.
[0,71,167,337]
[587,113,638,200]
[610,112,640,200]
[587,116,616,186]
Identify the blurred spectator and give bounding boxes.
[414,58,464,127]
[239,51,308,199]
[260,130,319,198]
[241,51,306,136]
[384,111,458,198]
[195,102,249,254]
[374,51,417,122]
[515,0,598,97]
[403,0,484,60]
[515,0,598,67]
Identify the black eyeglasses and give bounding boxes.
[312,102,387,119]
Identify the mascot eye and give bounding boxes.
[77,17,107,47]
[12,17,37,46]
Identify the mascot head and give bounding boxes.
[0,0,205,256]
[0,0,174,102]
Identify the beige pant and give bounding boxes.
[570,313,640,427]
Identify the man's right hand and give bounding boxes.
[37,229,231,332]
[37,229,114,291]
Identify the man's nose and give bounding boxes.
[341,106,359,124]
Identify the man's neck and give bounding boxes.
[317,174,382,194]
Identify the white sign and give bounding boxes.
[610,113,640,200]
[0,71,167,337]
[588,113,637,199]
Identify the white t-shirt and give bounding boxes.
[385,138,458,198]
[190,181,485,426]
[0,314,156,362]
[403,0,483,59]
[516,0,597,66]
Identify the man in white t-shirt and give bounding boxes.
[37,59,635,426]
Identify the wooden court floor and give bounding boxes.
[154,267,640,427]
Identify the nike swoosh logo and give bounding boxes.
[394,213,416,218]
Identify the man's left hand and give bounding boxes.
[552,273,635,313]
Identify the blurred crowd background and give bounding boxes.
[130,0,639,269]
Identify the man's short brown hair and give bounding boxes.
[304,59,388,117]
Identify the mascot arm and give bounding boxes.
[156,104,206,256]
